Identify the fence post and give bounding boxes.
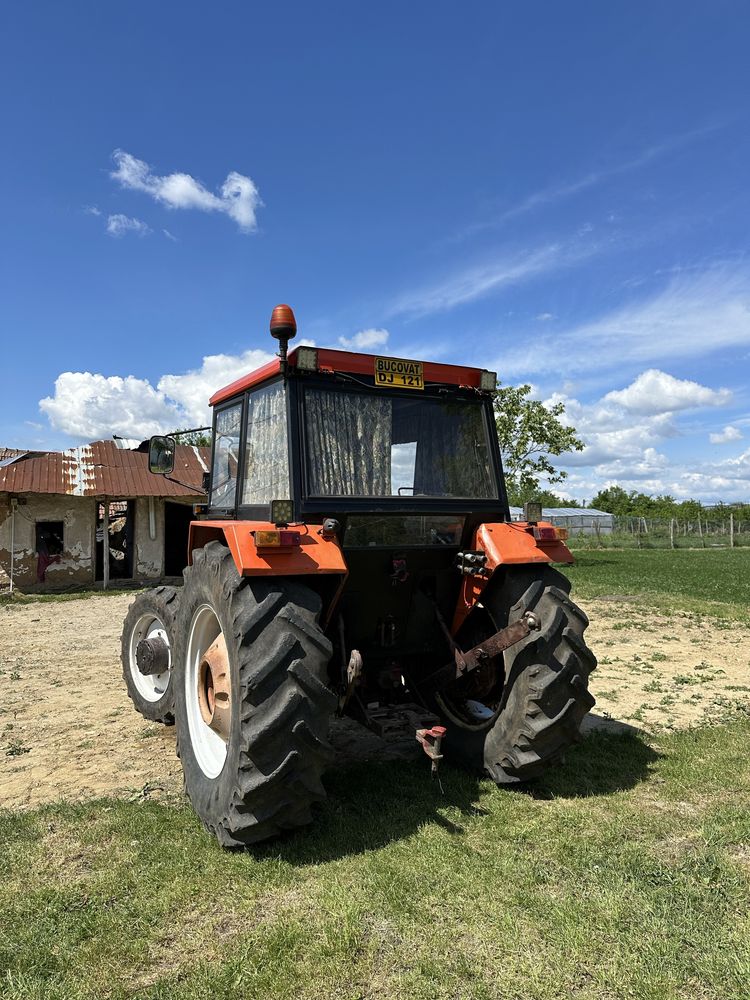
[730,512,735,549]
[670,518,675,549]
[698,514,705,549]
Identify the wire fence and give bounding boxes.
[564,513,750,550]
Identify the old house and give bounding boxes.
[0,440,209,591]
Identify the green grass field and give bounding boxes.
[2,721,750,1000]
[566,547,750,620]
[2,548,750,999]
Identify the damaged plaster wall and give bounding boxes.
[0,494,95,587]
[134,497,164,578]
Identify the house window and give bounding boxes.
[35,521,64,556]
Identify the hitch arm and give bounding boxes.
[420,611,540,693]
[454,611,539,676]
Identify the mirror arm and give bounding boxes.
[164,475,208,493]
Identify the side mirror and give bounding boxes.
[149,435,176,475]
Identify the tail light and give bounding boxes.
[254,529,301,550]
[533,526,569,542]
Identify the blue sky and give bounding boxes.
[2,2,749,501]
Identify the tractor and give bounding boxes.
[121,304,596,847]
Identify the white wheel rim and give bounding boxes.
[185,604,228,778]
[128,613,171,703]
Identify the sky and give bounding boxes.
[1,2,749,503]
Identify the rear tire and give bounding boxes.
[173,542,336,847]
[437,566,596,783]
[121,586,179,724]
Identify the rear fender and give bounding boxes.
[451,521,573,633]
[188,520,348,621]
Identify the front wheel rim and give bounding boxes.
[128,613,171,703]
[185,604,230,778]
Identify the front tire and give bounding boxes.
[121,586,179,724]
[437,566,596,783]
[173,542,336,847]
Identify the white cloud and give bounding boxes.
[111,150,262,232]
[528,367,745,502]
[157,348,273,425]
[536,312,555,322]
[391,241,597,318]
[710,425,743,444]
[548,368,731,470]
[562,444,750,503]
[603,369,731,415]
[498,264,750,378]
[39,373,181,439]
[84,205,101,216]
[106,213,151,238]
[162,229,178,242]
[39,347,274,440]
[338,328,389,350]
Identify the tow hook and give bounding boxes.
[337,648,363,715]
[416,724,447,785]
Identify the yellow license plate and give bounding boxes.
[374,357,424,390]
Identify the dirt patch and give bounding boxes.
[1,593,748,810]
[0,594,183,809]
[584,599,750,732]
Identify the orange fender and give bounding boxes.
[451,521,573,633]
[188,520,348,578]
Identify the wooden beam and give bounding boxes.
[103,499,110,590]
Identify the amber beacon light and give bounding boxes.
[270,303,297,378]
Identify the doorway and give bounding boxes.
[164,501,193,576]
[95,500,134,581]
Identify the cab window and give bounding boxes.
[210,402,242,509]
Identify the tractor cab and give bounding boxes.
[199,310,508,531]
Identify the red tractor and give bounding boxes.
[122,305,596,847]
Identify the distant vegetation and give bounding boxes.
[589,485,748,520]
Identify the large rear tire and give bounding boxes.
[173,542,336,847]
[436,566,596,783]
[121,586,179,725]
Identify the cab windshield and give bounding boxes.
[303,387,497,499]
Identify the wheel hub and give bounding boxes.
[197,633,231,741]
[135,635,171,676]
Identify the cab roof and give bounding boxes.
[209,346,492,407]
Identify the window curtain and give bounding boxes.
[306,390,393,495]
[412,402,494,497]
[242,384,290,504]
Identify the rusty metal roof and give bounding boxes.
[0,440,210,498]
[0,447,30,463]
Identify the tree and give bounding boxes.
[493,383,584,506]
[591,486,635,515]
[173,428,212,447]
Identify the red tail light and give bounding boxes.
[254,529,301,549]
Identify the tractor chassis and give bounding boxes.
[336,607,543,774]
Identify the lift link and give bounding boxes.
[420,610,541,693]
[454,611,540,677]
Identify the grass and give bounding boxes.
[1,720,750,999]
[565,547,750,620]
[2,548,749,997]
